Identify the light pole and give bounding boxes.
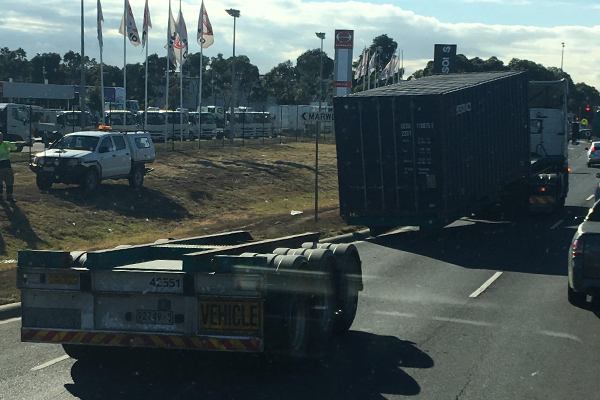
[80,0,86,130]
[561,42,565,71]
[226,8,240,144]
[315,32,325,222]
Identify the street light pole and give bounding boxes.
[561,42,565,71]
[226,8,240,144]
[315,32,325,222]
[80,0,86,130]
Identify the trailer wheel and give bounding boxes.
[286,294,310,358]
[568,285,588,309]
[62,344,104,360]
[36,174,53,191]
[333,254,361,334]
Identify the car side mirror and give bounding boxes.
[99,146,110,153]
[585,147,589,151]
[596,173,600,179]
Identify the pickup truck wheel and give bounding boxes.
[568,285,588,309]
[36,174,53,191]
[83,169,99,193]
[129,166,144,189]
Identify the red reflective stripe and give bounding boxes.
[244,340,259,351]
[142,335,155,347]
[101,334,116,344]
[21,329,37,341]
[43,330,58,341]
[81,332,96,343]
[222,340,234,350]
[61,331,76,343]
[181,336,195,348]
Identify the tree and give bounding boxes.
[295,49,334,104]
[264,60,297,104]
[29,53,62,84]
[0,47,30,82]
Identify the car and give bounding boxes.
[568,199,600,308]
[586,141,600,167]
[30,129,155,192]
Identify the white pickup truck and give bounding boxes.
[30,129,155,192]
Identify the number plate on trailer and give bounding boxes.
[48,273,79,285]
[136,310,174,325]
[199,299,262,332]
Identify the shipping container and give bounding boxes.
[333,72,530,229]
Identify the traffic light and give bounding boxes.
[581,105,594,126]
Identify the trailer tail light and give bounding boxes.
[572,238,585,259]
[539,186,547,192]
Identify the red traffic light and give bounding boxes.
[585,107,591,112]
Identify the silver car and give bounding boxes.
[568,200,600,308]
[587,141,600,167]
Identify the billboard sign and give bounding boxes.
[333,29,354,96]
[433,44,457,74]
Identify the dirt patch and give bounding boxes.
[0,141,359,305]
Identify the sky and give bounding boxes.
[1,0,600,88]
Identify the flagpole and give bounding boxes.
[122,0,126,109]
[100,49,105,125]
[179,0,183,149]
[165,0,171,150]
[362,49,366,91]
[198,25,203,150]
[144,34,148,129]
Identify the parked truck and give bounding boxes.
[17,232,363,359]
[333,72,569,232]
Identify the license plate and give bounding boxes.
[48,273,79,285]
[136,310,174,325]
[43,166,54,172]
[199,299,261,332]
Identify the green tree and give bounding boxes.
[263,60,297,104]
[0,47,30,82]
[295,49,334,104]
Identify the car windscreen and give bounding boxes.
[53,135,99,151]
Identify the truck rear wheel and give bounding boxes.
[62,344,105,360]
[36,174,53,191]
[129,166,144,189]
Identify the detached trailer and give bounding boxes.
[18,232,362,359]
[333,72,569,232]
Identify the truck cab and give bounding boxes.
[188,112,217,139]
[105,110,139,132]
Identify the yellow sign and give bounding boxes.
[199,299,261,332]
[581,119,588,126]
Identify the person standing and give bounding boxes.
[0,132,16,202]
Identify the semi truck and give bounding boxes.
[333,72,569,233]
[18,232,363,359]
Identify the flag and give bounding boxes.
[380,56,396,81]
[119,0,141,47]
[97,0,104,52]
[167,1,178,67]
[197,1,214,49]
[175,6,188,65]
[142,0,152,48]
[368,52,376,75]
[354,48,368,80]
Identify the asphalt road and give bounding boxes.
[1,143,599,400]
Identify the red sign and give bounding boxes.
[334,30,354,49]
[333,81,352,88]
[0,82,3,98]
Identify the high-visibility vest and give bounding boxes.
[0,142,16,161]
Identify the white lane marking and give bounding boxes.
[0,317,21,325]
[587,194,595,201]
[30,355,70,371]
[550,219,564,230]
[469,272,503,298]
[430,316,494,327]
[374,310,417,318]
[537,330,583,342]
